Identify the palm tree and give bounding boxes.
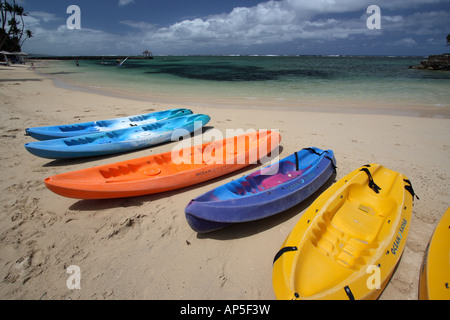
[0,0,31,51]
[20,29,32,47]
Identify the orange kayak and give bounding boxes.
[44,130,281,199]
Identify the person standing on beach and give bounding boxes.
[75,60,79,67]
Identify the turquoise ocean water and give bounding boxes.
[37,56,450,116]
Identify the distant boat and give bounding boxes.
[100,58,111,65]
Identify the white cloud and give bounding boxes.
[21,0,450,55]
[393,38,418,47]
[118,0,134,7]
[285,0,370,15]
[120,20,157,30]
[23,11,62,29]
[27,11,61,23]
[383,10,450,35]
[25,26,119,55]
[141,0,450,54]
[140,0,371,51]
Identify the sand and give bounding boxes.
[0,62,449,300]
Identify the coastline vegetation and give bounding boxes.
[0,0,32,52]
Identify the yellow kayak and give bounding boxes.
[419,207,450,300]
[273,164,417,300]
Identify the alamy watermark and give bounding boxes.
[366,5,381,30]
[66,265,81,290]
[366,264,381,290]
[169,123,281,176]
[66,5,81,30]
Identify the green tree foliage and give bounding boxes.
[0,0,33,52]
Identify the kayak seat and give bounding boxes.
[258,161,299,189]
[153,154,173,165]
[311,195,385,269]
[106,131,120,139]
[63,136,96,146]
[129,115,146,122]
[99,163,141,179]
[96,121,110,127]
[236,178,259,194]
[313,212,375,269]
[59,125,86,132]
[224,181,247,197]
[142,122,164,131]
[332,200,384,244]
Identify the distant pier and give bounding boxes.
[29,55,153,61]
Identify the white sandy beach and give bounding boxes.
[0,62,449,300]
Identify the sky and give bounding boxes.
[14,0,450,56]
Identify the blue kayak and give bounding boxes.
[25,108,192,140]
[185,147,336,233]
[25,114,210,159]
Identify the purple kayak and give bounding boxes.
[185,147,336,233]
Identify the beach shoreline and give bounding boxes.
[0,63,449,300]
[50,75,450,120]
[33,59,450,120]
